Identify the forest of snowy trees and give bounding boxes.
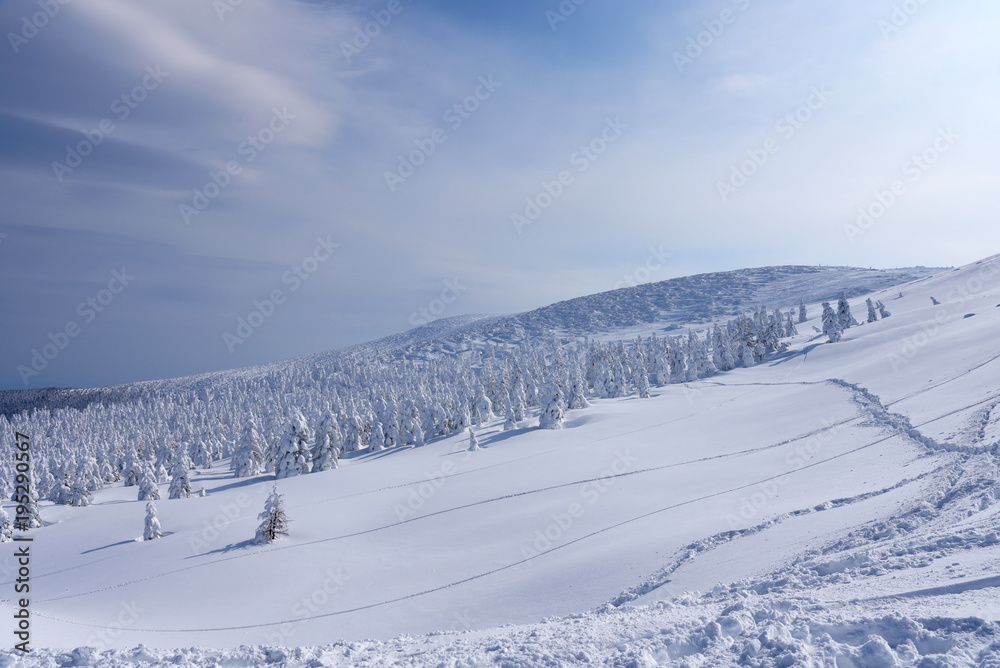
[0,305,808,511]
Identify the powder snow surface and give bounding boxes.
[4,258,1000,666]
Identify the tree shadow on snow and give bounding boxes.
[187,538,257,559]
[207,475,275,495]
[81,539,143,554]
[765,341,825,367]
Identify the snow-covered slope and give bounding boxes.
[6,257,1000,666]
[0,265,937,417]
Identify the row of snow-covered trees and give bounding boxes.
[1,303,809,512]
[822,292,891,343]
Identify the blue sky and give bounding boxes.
[1,0,998,389]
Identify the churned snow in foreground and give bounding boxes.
[5,257,1000,666]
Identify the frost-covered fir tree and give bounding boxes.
[631,359,650,398]
[69,477,91,507]
[538,379,565,430]
[275,411,311,478]
[668,340,687,383]
[192,437,214,470]
[468,428,480,452]
[837,292,859,329]
[0,507,11,542]
[143,502,162,541]
[877,300,891,318]
[798,302,808,324]
[50,461,73,505]
[343,413,363,453]
[688,330,716,378]
[168,458,192,499]
[315,408,343,464]
[735,337,756,368]
[822,302,842,343]
[255,485,289,544]
[712,326,736,372]
[138,466,160,501]
[122,447,142,487]
[369,420,386,452]
[566,370,590,409]
[785,312,798,337]
[473,392,494,426]
[232,420,264,478]
[866,298,879,324]
[503,391,518,431]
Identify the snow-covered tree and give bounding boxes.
[503,392,517,431]
[122,448,142,487]
[255,485,290,544]
[566,371,590,410]
[866,298,879,324]
[168,458,192,499]
[138,466,160,501]
[343,413,363,453]
[275,411,310,479]
[0,507,11,542]
[668,340,687,382]
[785,312,798,337]
[468,429,480,452]
[473,392,494,426]
[538,380,565,430]
[143,502,162,541]
[69,477,91,507]
[877,301,891,319]
[798,302,808,324]
[822,302,842,343]
[712,326,736,372]
[631,359,650,398]
[232,420,264,478]
[837,292,859,329]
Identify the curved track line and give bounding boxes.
[37,420,906,633]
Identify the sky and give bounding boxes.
[1,0,998,390]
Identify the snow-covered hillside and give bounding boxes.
[0,265,936,418]
[6,257,1000,667]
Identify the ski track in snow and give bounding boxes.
[34,348,1000,636]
